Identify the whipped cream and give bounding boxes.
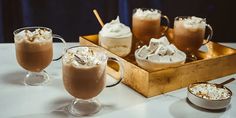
[133,8,161,20]
[136,36,186,63]
[179,16,205,29]
[99,16,132,38]
[14,28,52,42]
[63,47,105,67]
[190,83,231,100]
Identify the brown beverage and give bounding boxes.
[62,46,124,116]
[14,29,53,72]
[132,8,169,45]
[62,47,107,100]
[132,9,161,45]
[173,16,206,53]
[63,62,106,100]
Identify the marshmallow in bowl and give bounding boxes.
[136,45,151,59]
[137,37,170,59]
[149,37,170,52]
[189,83,231,100]
[136,36,186,63]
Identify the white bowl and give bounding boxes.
[187,82,232,110]
[134,49,186,71]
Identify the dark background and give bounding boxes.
[0,0,235,43]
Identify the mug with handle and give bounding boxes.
[14,26,66,86]
[62,46,124,116]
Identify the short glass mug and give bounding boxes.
[132,8,170,46]
[14,27,66,86]
[173,16,213,60]
[62,46,124,116]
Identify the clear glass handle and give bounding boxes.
[52,34,67,61]
[161,15,170,34]
[202,24,213,45]
[106,57,124,87]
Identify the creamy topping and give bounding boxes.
[14,28,52,42]
[133,8,161,20]
[136,36,186,63]
[99,16,132,38]
[189,83,231,100]
[63,47,105,67]
[178,16,205,29]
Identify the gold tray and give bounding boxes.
[79,29,236,98]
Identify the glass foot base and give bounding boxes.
[68,98,101,116]
[186,52,198,62]
[24,70,49,86]
[186,56,198,62]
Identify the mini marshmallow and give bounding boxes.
[190,83,231,100]
[181,16,205,30]
[64,47,103,67]
[134,8,161,20]
[14,29,51,42]
[15,30,31,41]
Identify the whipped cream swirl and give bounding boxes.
[99,16,132,38]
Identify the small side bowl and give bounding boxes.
[187,82,232,110]
[134,49,186,71]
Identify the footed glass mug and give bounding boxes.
[173,16,213,60]
[62,46,124,116]
[14,27,66,86]
[132,8,170,47]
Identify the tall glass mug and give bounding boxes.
[14,27,66,86]
[62,46,124,116]
[132,8,170,46]
[173,16,213,60]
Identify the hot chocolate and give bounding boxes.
[132,8,161,44]
[62,46,124,116]
[173,16,206,53]
[14,28,53,72]
[62,47,107,99]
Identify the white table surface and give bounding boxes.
[0,43,236,118]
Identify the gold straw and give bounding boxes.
[93,9,104,27]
